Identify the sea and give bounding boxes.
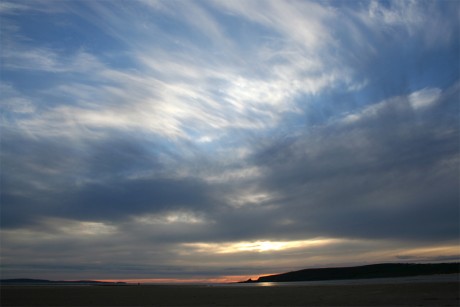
[140,273,460,287]
[3,273,458,287]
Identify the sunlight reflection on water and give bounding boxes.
[258,282,276,287]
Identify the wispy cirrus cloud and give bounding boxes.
[342,86,445,124]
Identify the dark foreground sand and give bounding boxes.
[1,282,459,306]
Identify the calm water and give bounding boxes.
[139,273,460,287]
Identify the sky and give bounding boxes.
[0,0,459,283]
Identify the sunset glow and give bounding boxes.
[184,238,342,254]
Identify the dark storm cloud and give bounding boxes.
[2,84,458,244]
[64,176,212,220]
[249,83,459,242]
[0,129,216,228]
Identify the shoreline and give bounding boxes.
[2,279,459,306]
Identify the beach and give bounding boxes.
[1,279,459,306]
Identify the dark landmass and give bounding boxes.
[241,262,460,283]
[0,278,126,285]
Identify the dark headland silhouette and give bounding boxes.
[241,263,460,283]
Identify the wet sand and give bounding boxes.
[1,281,459,306]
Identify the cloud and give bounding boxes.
[0,0,63,14]
[409,87,442,110]
[0,1,29,13]
[250,83,459,242]
[10,0,448,145]
[342,86,443,123]
[211,0,334,49]
[367,0,457,46]
[0,83,36,113]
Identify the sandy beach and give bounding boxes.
[1,281,459,306]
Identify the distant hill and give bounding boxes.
[242,263,460,283]
[0,278,126,285]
